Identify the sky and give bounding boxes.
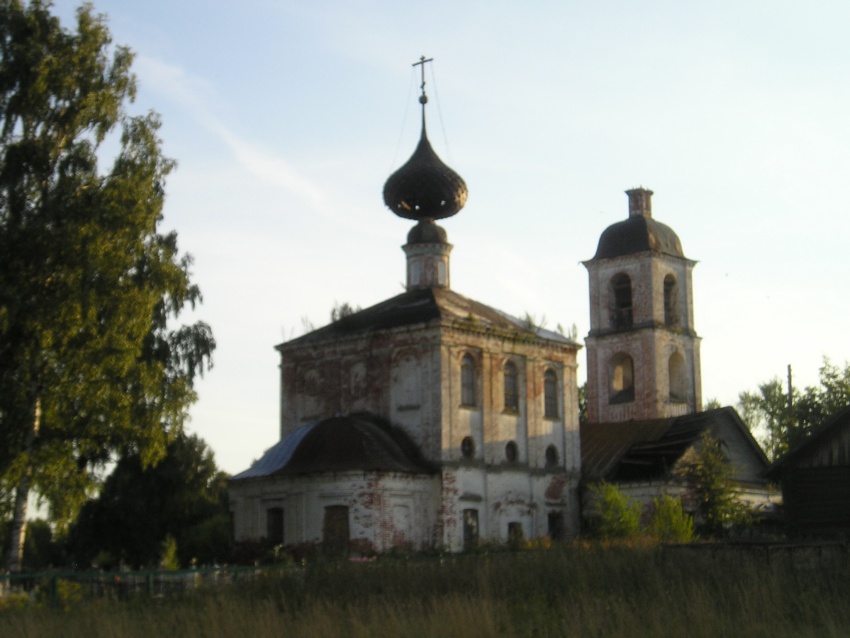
[52,0,850,475]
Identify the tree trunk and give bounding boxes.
[4,397,40,573]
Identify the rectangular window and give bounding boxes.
[504,362,519,411]
[461,355,476,406]
[544,369,559,418]
[266,507,284,545]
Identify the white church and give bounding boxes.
[228,69,772,553]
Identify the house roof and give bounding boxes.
[279,287,579,349]
[231,413,436,480]
[763,404,850,480]
[581,407,769,483]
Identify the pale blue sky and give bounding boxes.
[54,0,850,473]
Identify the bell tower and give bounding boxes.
[583,188,702,423]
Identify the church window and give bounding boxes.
[668,352,687,402]
[505,440,518,463]
[609,353,635,404]
[461,354,476,406]
[610,274,633,329]
[545,444,559,468]
[544,369,559,418]
[322,505,350,556]
[461,436,475,459]
[463,509,479,550]
[664,274,679,327]
[504,361,519,411]
[266,507,284,545]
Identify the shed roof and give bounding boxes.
[764,405,850,480]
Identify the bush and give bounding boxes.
[647,494,694,543]
[589,482,643,539]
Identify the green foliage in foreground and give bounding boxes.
[2,545,850,637]
[589,483,694,543]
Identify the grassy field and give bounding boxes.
[2,543,849,637]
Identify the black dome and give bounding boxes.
[594,215,684,260]
[406,219,448,245]
[383,129,467,221]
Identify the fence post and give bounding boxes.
[146,572,154,597]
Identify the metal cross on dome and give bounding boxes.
[412,55,433,104]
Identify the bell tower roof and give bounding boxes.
[591,188,684,260]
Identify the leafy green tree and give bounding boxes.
[677,432,748,538]
[739,359,850,460]
[0,1,214,571]
[589,481,642,539]
[70,433,230,569]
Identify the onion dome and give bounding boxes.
[384,57,467,221]
[383,125,468,221]
[593,188,684,259]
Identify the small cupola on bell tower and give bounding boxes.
[382,56,467,291]
[627,187,653,218]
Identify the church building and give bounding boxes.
[228,69,582,553]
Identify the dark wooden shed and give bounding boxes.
[764,406,850,534]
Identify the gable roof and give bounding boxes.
[279,287,579,349]
[580,407,769,484]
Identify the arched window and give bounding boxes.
[668,352,687,402]
[461,354,476,406]
[544,369,559,418]
[609,353,635,404]
[545,445,559,468]
[610,274,633,329]
[664,274,679,327]
[504,361,519,411]
[505,441,518,463]
[461,436,475,459]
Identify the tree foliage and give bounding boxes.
[738,359,850,461]
[0,1,214,571]
[588,482,642,539]
[70,433,230,569]
[676,431,748,538]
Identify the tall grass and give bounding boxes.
[3,544,849,637]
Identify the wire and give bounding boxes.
[389,67,417,171]
[429,62,454,163]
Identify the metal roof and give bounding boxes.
[280,287,579,349]
[230,413,436,480]
[591,215,684,260]
[580,407,767,482]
